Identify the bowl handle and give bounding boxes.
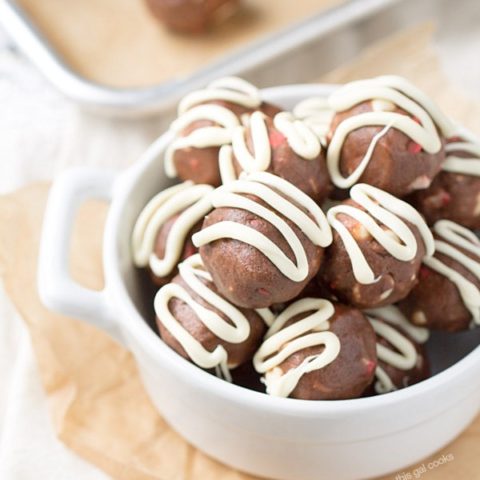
[38,167,124,345]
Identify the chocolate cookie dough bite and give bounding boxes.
[219,111,332,203]
[132,182,213,286]
[364,306,430,395]
[321,183,435,309]
[326,75,455,197]
[165,77,280,186]
[410,129,480,229]
[253,299,377,400]
[399,220,480,332]
[193,172,333,308]
[155,254,270,380]
[145,0,239,34]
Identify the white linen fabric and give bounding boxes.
[0,26,162,480]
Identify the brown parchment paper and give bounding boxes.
[0,24,479,480]
[17,0,343,88]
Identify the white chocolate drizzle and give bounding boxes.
[218,145,237,185]
[132,182,214,278]
[192,171,332,282]
[293,96,334,143]
[365,306,429,394]
[165,77,261,178]
[443,127,480,176]
[232,111,272,173]
[327,183,435,285]
[253,298,340,398]
[273,112,322,159]
[155,254,272,381]
[178,77,261,115]
[164,104,240,178]
[423,220,480,325]
[219,111,322,184]
[327,75,456,189]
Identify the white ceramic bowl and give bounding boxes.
[38,84,480,480]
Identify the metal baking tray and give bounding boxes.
[0,0,454,117]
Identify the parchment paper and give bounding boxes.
[0,24,479,480]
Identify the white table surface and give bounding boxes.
[0,27,162,480]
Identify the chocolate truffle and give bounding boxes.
[409,131,480,229]
[399,220,480,332]
[165,77,281,186]
[145,0,239,34]
[321,183,435,309]
[326,75,455,197]
[132,182,213,285]
[155,254,269,379]
[253,299,377,400]
[219,111,332,203]
[364,306,430,394]
[193,171,333,308]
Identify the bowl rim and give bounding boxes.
[103,83,480,418]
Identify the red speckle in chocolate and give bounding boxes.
[448,135,462,143]
[408,141,422,154]
[257,287,270,297]
[269,129,286,148]
[420,266,432,280]
[182,242,197,260]
[412,116,421,125]
[363,359,377,376]
[440,190,451,206]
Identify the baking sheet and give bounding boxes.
[16,0,343,88]
[1,0,440,116]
